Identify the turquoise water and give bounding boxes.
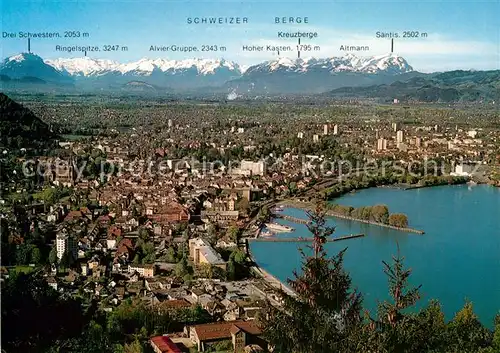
[250,185,500,327]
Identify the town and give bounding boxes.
[1,94,499,353]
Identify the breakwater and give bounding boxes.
[248,233,364,242]
[278,201,425,234]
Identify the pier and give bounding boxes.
[274,214,310,225]
[247,233,364,242]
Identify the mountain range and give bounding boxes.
[1,52,413,92]
[1,52,498,101]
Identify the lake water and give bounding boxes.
[250,185,500,327]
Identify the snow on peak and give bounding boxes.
[5,53,43,64]
[44,57,242,77]
[245,53,413,75]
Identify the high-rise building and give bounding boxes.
[333,124,339,135]
[56,233,77,261]
[415,137,422,148]
[377,138,387,151]
[323,124,329,135]
[297,132,304,139]
[167,119,173,128]
[313,134,319,142]
[396,130,404,144]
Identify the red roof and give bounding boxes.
[150,336,182,353]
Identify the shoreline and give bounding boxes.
[247,250,296,298]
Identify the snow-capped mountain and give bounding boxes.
[0,53,73,84]
[227,53,415,94]
[244,53,413,75]
[45,57,243,77]
[1,52,416,93]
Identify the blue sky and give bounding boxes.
[1,0,499,72]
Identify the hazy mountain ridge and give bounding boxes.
[325,71,500,102]
[1,52,497,101]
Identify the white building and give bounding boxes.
[167,119,173,128]
[452,163,475,176]
[377,138,388,151]
[56,233,77,261]
[297,132,304,139]
[239,160,266,176]
[323,124,329,135]
[396,130,404,144]
[467,130,478,138]
[333,124,339,135]
[313,134,319,143]
[392,122,401,132]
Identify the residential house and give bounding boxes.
[188,320,264,352]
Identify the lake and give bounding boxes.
[250,184,500,326]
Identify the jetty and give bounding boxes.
[275,214,310,225]
[277,202,425,235]
[247,233,364,242]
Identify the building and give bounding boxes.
[396,130,404,144]
[377,138,387,151]
[150,336,182,353]
[239,160,266,176]
[333,124,339,135]
[188,320,264,352]
[56,232,77,261]
[167,119,173,129]
[392,122,401,132]
[297,132,304,139]
[312,134,319,143]
[128,264,155,278]
[323,124,329,135]
[467,130,478,138]
[237,127,245,133]
[53,159,76,187]
[189,238,226,270]
[452,163,476,177]
[415,137,422,148]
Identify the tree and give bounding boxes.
[257,206,271,223]
[138,228,149,241]
[1,272,85,352]
[49,247,58,264]
[366,247,423,352]
[226,225,241,243]
[371,204,390,224]
[124,339,143,353]
[446,301,493,352]
[259,202,363,353]
[388,213,409,228]
[175,253,192,278]
[237,197,250,215]
[31,246,42,265]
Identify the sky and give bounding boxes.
[1,0,499,72]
